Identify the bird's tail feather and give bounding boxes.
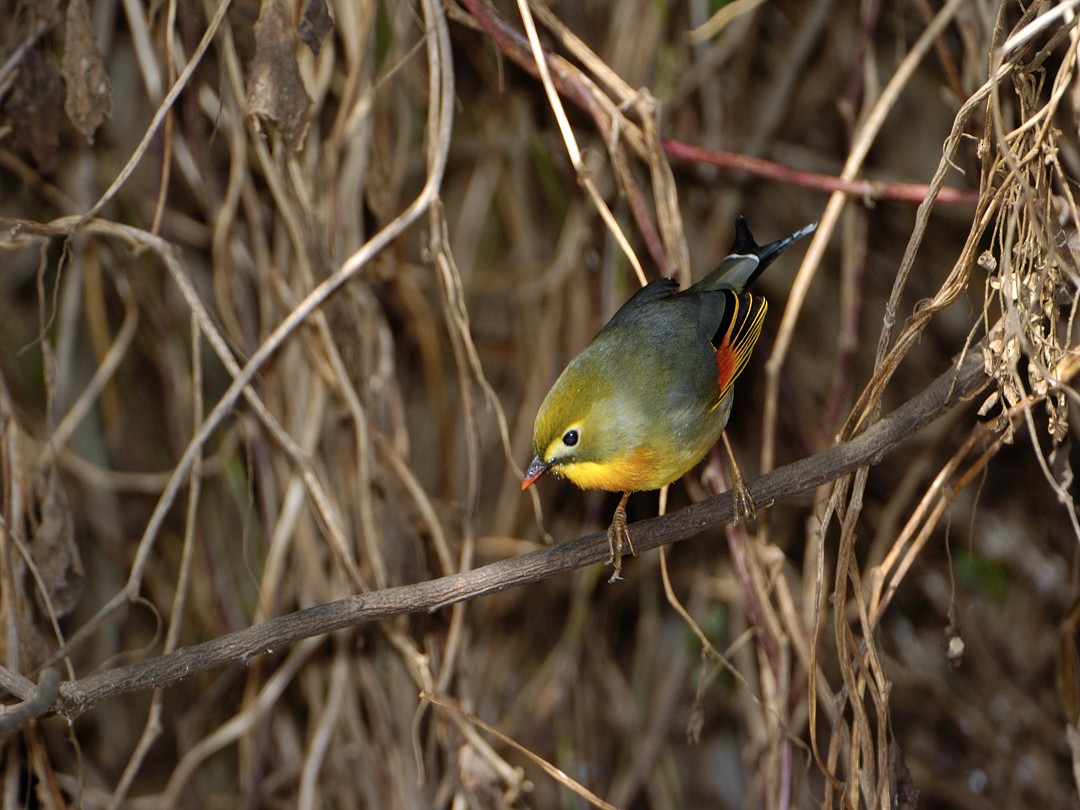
[698,217,817,292]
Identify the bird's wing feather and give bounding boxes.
[710,289,768,409]
[605,277,680,326]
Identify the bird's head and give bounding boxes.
[522,362,596,489]
[521,355,653,493]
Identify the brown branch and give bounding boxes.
[660,139,981,207]
[460,0,979,208]
[462,0,672,272]
[0,669,59,731]
[0,348,987,732]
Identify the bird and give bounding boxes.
[521,216,816,580]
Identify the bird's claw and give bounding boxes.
[721,432,757,523]
[732,471,757,523]
[606,499,636,583]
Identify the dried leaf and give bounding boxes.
[977,390,999,417]
[888,740,919,810]
[686,703,705,744]
[298,0,334,58]
[62,0,113,142]
[946,633,965,668]
[1050,436,1073,489]
[29,467,84,618]
[458,744,511,806]
[3,49,64,171]
[247,0,312,151]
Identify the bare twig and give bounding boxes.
[462,0,979,209]
[0,668,59,732]
[661,139,980,207]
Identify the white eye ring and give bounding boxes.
[562,429,579,447]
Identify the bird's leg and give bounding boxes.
[606,491,636,582]
[721,431,756,522]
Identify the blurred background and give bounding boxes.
[1,0,1079,807]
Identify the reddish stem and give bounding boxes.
[462,0,980,212]
[661,139,979,206]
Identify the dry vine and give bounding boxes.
[1,1,1079,808]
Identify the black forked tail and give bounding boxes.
[729,216,817,288]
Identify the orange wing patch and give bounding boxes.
[712,291,767,409]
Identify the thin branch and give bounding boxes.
[661,139,980,207]
[0,348,986,732]
[0,669,59,731]
[461,0,978,208]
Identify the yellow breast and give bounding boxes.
[557,444,687,492]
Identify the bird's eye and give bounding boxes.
[562,429,579,447]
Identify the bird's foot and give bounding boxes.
[722,431,757,523]
[606,493,636,583]
[731,468,757,523]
